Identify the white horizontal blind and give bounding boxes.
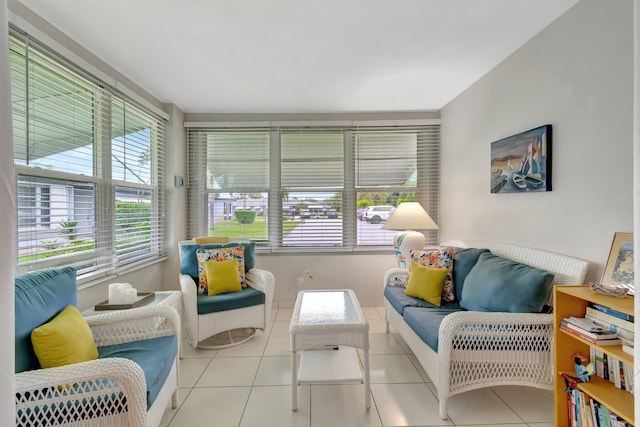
[353,125,440,245]
[186,129,270,243]
[112,99,166,265]
[280,129,344,246]
[349,126,440,246]
[186,124,440,250]
[10,28,167,281]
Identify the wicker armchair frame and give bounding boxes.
[15,305,180,427]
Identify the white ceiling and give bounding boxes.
[18,0,580,114]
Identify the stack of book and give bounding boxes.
[559,316,622,346]
[585,303,634,356]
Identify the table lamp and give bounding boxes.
[382,202,439,268]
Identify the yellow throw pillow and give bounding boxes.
[196,246,246,294]
[31,305,98,369]
[206,258,243,296]
[404,262,450,306]
[193,236,230,244]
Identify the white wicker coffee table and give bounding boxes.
[289,289,370,411]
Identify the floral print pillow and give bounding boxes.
[195,246,245,295]
[410,247,454,302]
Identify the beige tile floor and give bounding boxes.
[160,307,554,427]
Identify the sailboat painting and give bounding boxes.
[490,124,552,193]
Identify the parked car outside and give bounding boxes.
[363,205,395,224]
[327,209,338,219]
[357,208,367,221]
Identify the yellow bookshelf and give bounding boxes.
[554,285,634,426]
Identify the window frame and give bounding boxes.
[10,27,168,284]
[186,122,440,252]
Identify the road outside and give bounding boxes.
[283,218,396,246]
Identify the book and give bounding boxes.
[560,324,623,346]
[594,349,605,378]
[566,316,605,332]
[589,398,599,427]
[580,392,593,427]
[618,359,626,391]
[574,388,582,427]
[598,404,611,427]
[585,307,634,333]
[561,320,619,340]
[590,303,634,322]
[608,355,618,387]
[622,344,633,356]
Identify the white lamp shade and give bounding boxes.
[383,202,438,231]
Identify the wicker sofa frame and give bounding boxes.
[383,240,589,419]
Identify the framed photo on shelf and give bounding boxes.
[601,232,634,294]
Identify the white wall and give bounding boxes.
[1,0,16,423]
[440,0,634,283]
[162,104,187,291]
[256,253,397,308]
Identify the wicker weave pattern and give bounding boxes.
[16,356,147,426]
[87,305,180,347]
[16,305,181,427]
[438,311,554,395]
[383,268,409,287]
[384,240,589,419]
[290,290,369,352]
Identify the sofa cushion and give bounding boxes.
[459,252,554,313]
[31,305,98,369]
[15,267,77,373]
[404,262,449,306]
[98,335,177,409]
[180,241,256,280]
[403,306,463,352]
[452,247,491,302]
[197,285,265,315]
[384,285,461,315]
[410,247,455,302]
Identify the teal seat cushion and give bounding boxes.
[452,247,490,302]
[197,286,265,315]
[98,335,177,409]
[15,267,77,373]
[403,307,463,352]
[384,285,461,315]
[180,241,256,280]
[459,252,554,313]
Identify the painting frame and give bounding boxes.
[601,232,634,294]
[490,124,552,193]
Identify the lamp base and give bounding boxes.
[393,231,426,268]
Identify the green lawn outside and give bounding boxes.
[208,216,300,241]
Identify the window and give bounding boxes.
[10,28,167,282]
[186,124,439,250]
